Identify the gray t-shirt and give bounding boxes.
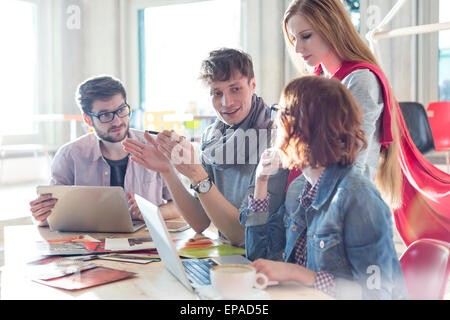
[341,69,384,181]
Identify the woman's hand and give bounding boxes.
[251,258,317,286]
[255,148,281,182]
[254,148,281,199]
[251,259,296,283]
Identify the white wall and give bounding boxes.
[360,0,439,105]
[244,0,288,105]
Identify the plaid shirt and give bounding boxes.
[249,172,336,297]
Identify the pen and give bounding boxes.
[67,254,98,261]
[146,130,188,140]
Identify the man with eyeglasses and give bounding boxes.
[29,76,180,226]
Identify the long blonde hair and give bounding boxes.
[283,0,403,209]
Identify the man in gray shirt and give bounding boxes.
[124,48,288,246]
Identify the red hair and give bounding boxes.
[277,76,367,169]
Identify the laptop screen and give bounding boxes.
[134,194,194,292]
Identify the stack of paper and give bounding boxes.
[175,236,246,259]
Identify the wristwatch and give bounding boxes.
[190,177,212,194]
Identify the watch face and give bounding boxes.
[198,180,211,193]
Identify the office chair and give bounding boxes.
[399,239,450,300]
[427,101,450,171]
[398,102,435,154]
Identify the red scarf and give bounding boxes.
[286,61,450,246]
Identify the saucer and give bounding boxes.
[196,285,271,300]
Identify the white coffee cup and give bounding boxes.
[210,264,269,299]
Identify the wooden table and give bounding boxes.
[0,224,332,300]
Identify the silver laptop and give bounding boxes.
[37,186,145,233]
[134,194,251,292]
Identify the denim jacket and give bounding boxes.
[240,164,409,300]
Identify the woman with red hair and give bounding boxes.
[240,76,408,300]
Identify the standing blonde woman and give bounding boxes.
[283,0,450,246]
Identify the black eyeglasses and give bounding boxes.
[270,104,280,120]
[86,104,131,123]
[271,104,291,117]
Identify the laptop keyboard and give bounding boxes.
[182,258,218,286]
[132,220,142,227]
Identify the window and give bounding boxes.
[0,0,38,135]
[139,0,241,120]
[343,0,360,32]
[439,0,450,101]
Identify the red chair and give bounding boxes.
[427,101,450,171]
[399,239,450,300]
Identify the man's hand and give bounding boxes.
[29,193,57,226]
[155,130,207,184]
[122,133,173,174]
[127,192,143,220]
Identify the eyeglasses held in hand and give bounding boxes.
[86,104,131,123]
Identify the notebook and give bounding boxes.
[37,185,145,233]
[134,194,251,291]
